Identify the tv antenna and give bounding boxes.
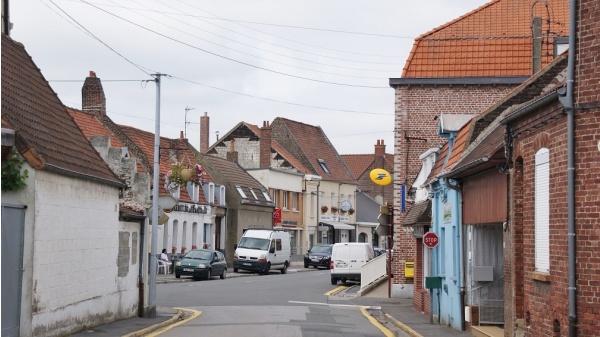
[184,106,195,138]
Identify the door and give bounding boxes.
[2,204,26,337]
[340,230,349,243]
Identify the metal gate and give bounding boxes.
[1,204,26,337]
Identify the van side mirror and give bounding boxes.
[269,246,275,254]
[234,244,238,250]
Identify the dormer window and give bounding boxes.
[249,188,258,200]
[262,190,272,202]
[236,186,247,199]
[317,159,330,174]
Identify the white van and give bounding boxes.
[233,229,291,275]
[330,242,375,285]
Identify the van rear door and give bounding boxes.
[332,244,350,272]
[348,244,369,272]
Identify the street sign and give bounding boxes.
[375,224,389,237]
[273,207,282,224]
[423,232,439,248]
[369,168,392,186]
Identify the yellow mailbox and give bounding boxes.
[405,262,414,278]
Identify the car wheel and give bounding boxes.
[281,263,288,274]
[234,267,238,273]
[262,263,270,275]
[204,269,211,280]
[304,261,309,268]
[330,277,337,285]
[175,274,180,279]
[220,268,227,279]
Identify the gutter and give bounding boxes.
[45,163,126,188]
[557,0,578,335]
[500,91,559,125]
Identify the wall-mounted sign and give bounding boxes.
[340,200,352,212]
[423,232,439,248]
[369,168,392,186]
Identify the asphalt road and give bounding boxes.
[154,269,400,337]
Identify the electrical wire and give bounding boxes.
[80,0,390,89]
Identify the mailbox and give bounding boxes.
[404,262,414,278]
[425,276,442,289]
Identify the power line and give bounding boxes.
[80,0,390,89]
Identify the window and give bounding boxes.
[187,182,199,202]
[535,148,550,273]
[209,183,215,203]
[172,220,179,249]
[292,192,298,211]
[236,186,247,199]
[249,188,258,200]
[317,159,331,174]
[283,191,289,210]
[262,190,272,202]
[272,190,279,207]
[331,192,336,209]
[171,187,180,199]
[182,221,187,249]
[275,239,282,251]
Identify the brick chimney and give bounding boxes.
[374,139,385,157]
[200,112,209,153]
[82,71,106,118]
[226,139,238,164]
[260,121,272,168]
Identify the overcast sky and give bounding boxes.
[9,0,489,154]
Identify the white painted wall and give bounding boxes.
[12,170,139,337]
[157,206,215,253]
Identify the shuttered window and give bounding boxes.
[534,148,550,273]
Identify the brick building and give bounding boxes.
[389,0,569,302]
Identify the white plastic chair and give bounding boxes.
[157,260,169,274]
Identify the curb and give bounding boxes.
[121,309,184,337]
[384,313,423,337]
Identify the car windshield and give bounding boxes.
[185,250,213,260]
[237,237,270,250]
[311,245,331,254]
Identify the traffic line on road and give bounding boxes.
[142,308,201,337]
[288,301,381,310]
[324,285,347,296]
[361,307,395,337]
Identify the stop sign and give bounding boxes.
[423,232,439,248]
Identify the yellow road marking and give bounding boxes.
[143,308,201,337]
[360,307,395,337]
[324,285,346,296]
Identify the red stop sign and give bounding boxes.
[423,232,439,248]
[273,208,282,224]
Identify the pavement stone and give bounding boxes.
[67,259,472,337]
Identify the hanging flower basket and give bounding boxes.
[348,208,355,215]
[188,164,206,187]
[164,163,205,193]
[321,206,328,213]
[331,206,338,214]
[179,168,194,181]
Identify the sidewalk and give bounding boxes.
[68,262,472,337]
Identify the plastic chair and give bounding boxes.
[157,260,169,274]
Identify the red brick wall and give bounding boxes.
[392,84,516,301]
[509,96,600,336]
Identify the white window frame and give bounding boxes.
[272,190,279,207]
[283,191,289,210]
[535,148,550,273]
[236,186,247,199]
[187,182,199,202]
[292,192,298,211]
[249,188,259,200]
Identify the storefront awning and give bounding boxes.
[318,222,355,230]
[402,200,432,227]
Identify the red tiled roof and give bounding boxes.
[67,108,125,148]
[340,153,394,180]
[1,35,122,186]
[118,125,209,203]
[244,123,312,174]
[402,0,569,78]
[272,118,355,183]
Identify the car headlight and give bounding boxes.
[198,264,207,268]
[175,261,181,266]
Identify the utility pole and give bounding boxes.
[184,106,195,139]
[148,72,166,318]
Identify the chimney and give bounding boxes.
[260,121,272,168]
[180,131,185,139]
[82,71,106,118]
[374,139,385,157]
[200,112,210,153]
[226,139,238,164]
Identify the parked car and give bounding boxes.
[304,243,333,269]
[330,242,375,285]
[174,249,227,280]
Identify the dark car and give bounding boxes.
[304,244,333,269]
[174,249,227,280]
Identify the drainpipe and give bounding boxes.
[444,178,465,330]
[138,217,146,317]
[558,1,577,336]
